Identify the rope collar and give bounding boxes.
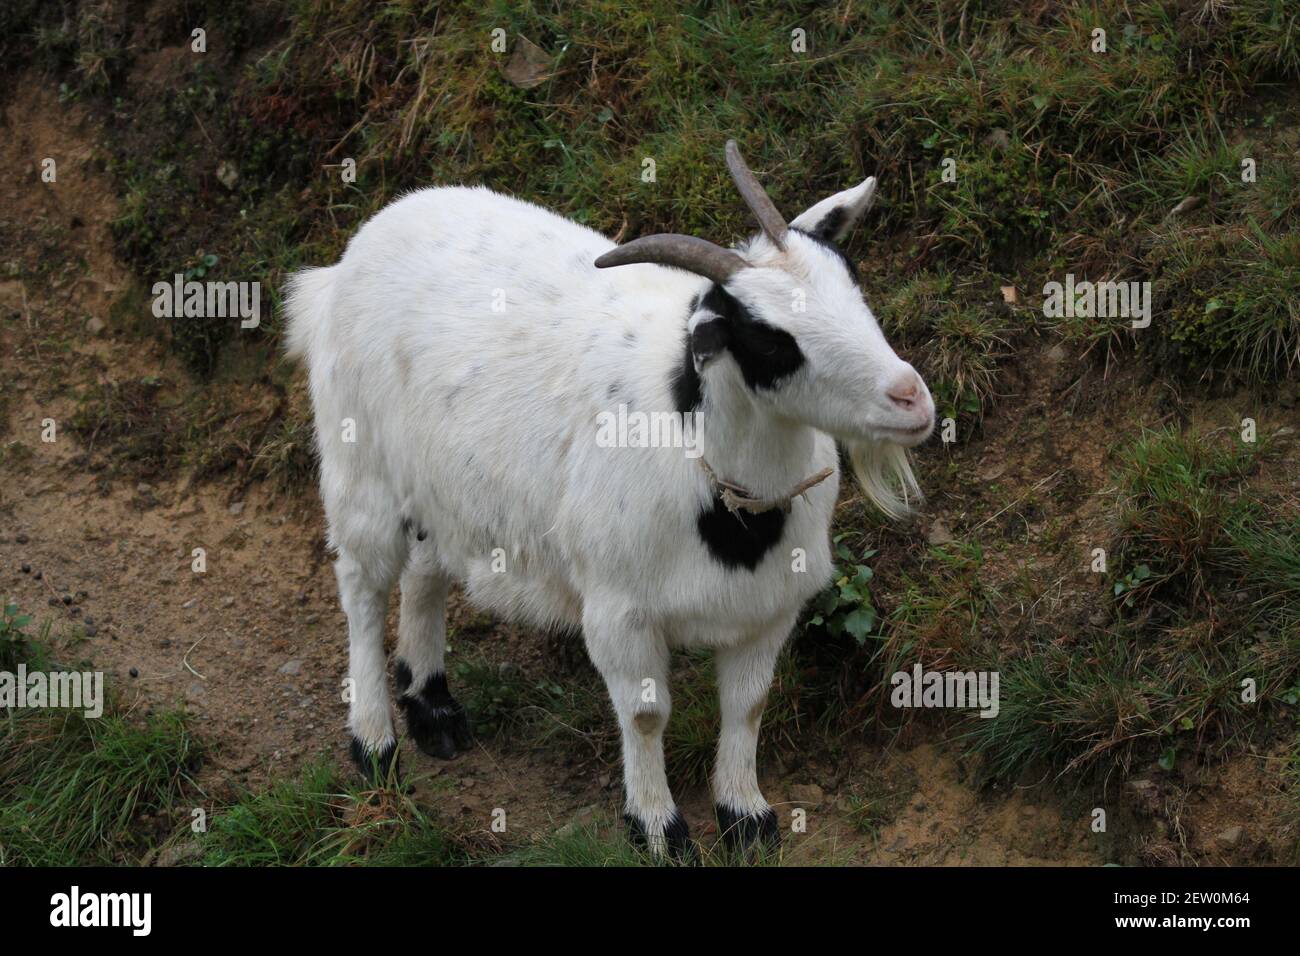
[697,457,834,518]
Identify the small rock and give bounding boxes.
[156,840,204,867]
[927,520,954,546]
[303,613,319,625]
[129,667,139,678]
[182,598,198,609]
[279,659,303,676]
[85,316,106,336]
[20,563,30,573]
[216,160,239,191]
[83,616,94,626]
[502,35,553,88]
[228,501,245,516]
[1215,826,1244,847]
[221,596,235,608]
[84,625,97,637]
[62,594,72,605]
[136,482,153,494]
[789,783,825,806]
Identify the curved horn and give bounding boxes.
[725,139,787,249]
[594,234,747,285]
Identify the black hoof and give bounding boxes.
[396,662,474,760]
[350,736,400,785]
[625,809,697,864]
[716,804,781,855]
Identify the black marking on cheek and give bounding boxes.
[696,498,785,570]
[701,284,805,391]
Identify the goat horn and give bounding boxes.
[725,139,787,250]
[594,234,747,285]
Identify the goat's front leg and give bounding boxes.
[583,603,690,860]
[713,616,795,853]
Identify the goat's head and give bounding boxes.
[595,141,934,517]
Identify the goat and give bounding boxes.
[283,141,935,858]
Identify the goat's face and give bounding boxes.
[595,142,934,515]
[722,220,935,448]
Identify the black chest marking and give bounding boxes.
[696,498,786,571]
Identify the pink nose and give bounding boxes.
[886,370,923,409]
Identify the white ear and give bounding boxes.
[789,176,877,243]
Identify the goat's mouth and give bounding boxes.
[880,418,934,445]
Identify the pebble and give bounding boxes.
[20,563,31,573]
[182,598,197,609]
[84,625,97,637]
[229,501,245,516]
[926,520,955,545]
[129,667,139,678]
[1216,825,1244,847]
[279,660,303,676]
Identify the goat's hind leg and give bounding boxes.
[396,545,473,759]
[336,545,401,783]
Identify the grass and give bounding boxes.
[0,601,200,866]
[959,425,1300,782]
[197,762,469,866]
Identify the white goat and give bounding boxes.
[284,142,934,857]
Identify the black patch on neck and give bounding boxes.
[791,226,859,282]
[696,498,785,571]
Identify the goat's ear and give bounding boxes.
[789,176,877,243]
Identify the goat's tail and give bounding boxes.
[282,265,337,364]
[845,438,922,520]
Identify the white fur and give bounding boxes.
[285,177,933,850]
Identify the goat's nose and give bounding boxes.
[886,369,923,409]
